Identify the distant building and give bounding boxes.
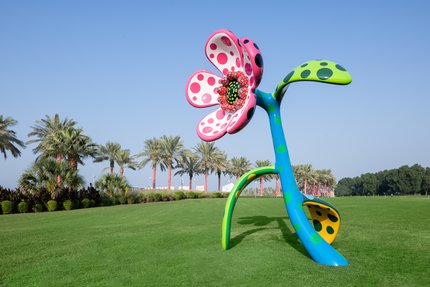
[157,186,175,190]
[195,185,204,191]
[222,183,234,192]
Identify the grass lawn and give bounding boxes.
[0,196,429,286]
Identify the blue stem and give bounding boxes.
[255,89,348,266]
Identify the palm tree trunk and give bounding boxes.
[189,175,193,191]
[217,172,221,192]
[204,171,208,192]
[152,167,156,189]
[260,177,264,196]
[304,179,307,194]
[120,167,124,178]
[168,165,172,192]
[56,154,62,188]
[317,182,321,197]
[69,156,78,171]
[110,159,114,175]
[276,175,281,197]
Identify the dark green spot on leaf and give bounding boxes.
[328,213,338,222]
[335,64,346,71]
[317,68,333,80]
[313,219,322,232]
[283,71,294,83]
[301,70,311,78]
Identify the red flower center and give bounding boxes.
[216,71,249,113]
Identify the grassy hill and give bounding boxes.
[0,197,428,286]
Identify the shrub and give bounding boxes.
[73,199,80,209]
[1,200,14,214]
[34,203,43,213]
[145,193,155,202]
[173,191,185,201]
[153,193,162,202]
[110,196,118,205]
[210,192,223,198]
[137,193,147,203]
[118,196,127,205]
[17,201,29,213]
[90,199,96,207]
[197,192,208,198]
[81,198,91,208]
[186,191,198,199]
[63,200,73,210]
[161,193,172,201]
[127,195,137,204]
[100,194,113,206]
[47,200,57,212]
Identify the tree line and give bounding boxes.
[1,114,339,199]
[335,164,430,196]
[0,114,266,197]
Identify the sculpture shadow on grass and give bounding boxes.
[230,216,310,258]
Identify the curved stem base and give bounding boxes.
[221,166,277,250]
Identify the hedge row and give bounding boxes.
[0,191,230,215]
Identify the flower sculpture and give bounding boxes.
[185,29,352,267]
[186,30,263,141]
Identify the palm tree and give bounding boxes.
[58,127,97,171]
[228,156,252,180]
[313,169,324,196]
[136,138,163,189]
[194,141,220,192]
[295,164,316,195]
[27,114,76,161]
[115,149,138,178]
[319,169,336,197]
[160,135,184,191]
[27,114,76,187]
[96,174,130,197]
[175,149,200,190]
[255,160,273,196]
[0,115,25,159]
[19,158,84,199]
[94,142,122,175]
[213,151,228,192]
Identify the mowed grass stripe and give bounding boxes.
[0,197,428,287]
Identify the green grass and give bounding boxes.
[0,197,429,286]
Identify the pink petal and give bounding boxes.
[226,92,256,134]
[205,30,243,76]
[186,70,221,108]
[196,108,232,142]
[240,44,254,85]
[239,38,263,89]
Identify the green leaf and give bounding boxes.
[274,60,352,101]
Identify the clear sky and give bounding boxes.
[1,0,429,190]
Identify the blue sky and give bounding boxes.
[1,0,429,190]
